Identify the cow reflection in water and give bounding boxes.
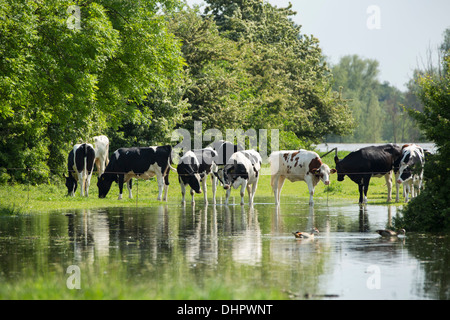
[181,205,262,267]
[66,209,110,259]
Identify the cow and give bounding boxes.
[334,143,402,204]
[177,149,219,205]
[269,149,336,206]
[396,144,425,202]
[97,145,173,201]
[223,150,262,206]
[177,150,202,205]
[208,140,241,186]
[93,135,110,176]
[65,143,96,197]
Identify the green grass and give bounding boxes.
[0,151,405,214]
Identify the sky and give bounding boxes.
[185,0,450,91]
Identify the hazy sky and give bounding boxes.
[185,0,450,91]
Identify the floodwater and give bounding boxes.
[0,198,449,300]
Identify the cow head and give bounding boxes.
[223,163,248,189]
[187,172,202,194]
[97,173,116,198]
[65,174,77,196]
[309,157,336,185]
[311,164,336,185]
[397,162,422,184]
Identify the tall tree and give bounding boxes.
[398,56,450,231]
[0,0,184,182]
[203,0,354,145]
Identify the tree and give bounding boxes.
[396,54,450,231]
[329,55,384,142]
[168,7,254,134]
[0,0,184,183]
[203,0,354,145]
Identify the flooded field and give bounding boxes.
[1,197,449,300]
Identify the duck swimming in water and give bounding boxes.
[293,227,319,239]
[376,229,406,237]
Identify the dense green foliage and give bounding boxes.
[396,55,450,232]
[0,0,185,183]
[1,0,355,183]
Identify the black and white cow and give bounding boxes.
[65,143,96,197]
[269,149,336,206]
[177,150,202,205]
[97,145,173,201]
[208,139,242,188]
[223,150,262,206]
[93,135,110,176]
[177,148,219,205]
[334,144,403,204]
[396,144,425,202]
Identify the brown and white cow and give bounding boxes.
[269,150,336,206]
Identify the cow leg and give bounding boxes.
[404,182,410,203]
[362,175,371,204]
[394,171,401,202]
[211,174,217,205]
[277,176,286,205]
[240,180,247,205]
[180,179,187,205]
[118,174,124,200]
[156,174,165,201]
[126,179,133,199]
[249,179,259,206]
[163,173,169,201]
[202,178,208,205]
[385,172,393,202]
[305,175,315,206]
[247,184,253,206]
[85,172,93,197]
[358,183,365,205]
[225,188,231,205]
[190,188,195,205]
[271,174,279,205]
[77,172,85,197]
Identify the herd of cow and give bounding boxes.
[65,135,427,206]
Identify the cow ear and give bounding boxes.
[312,168,320,175]
[330,168,337,174]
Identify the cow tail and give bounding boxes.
[168,146,177,173]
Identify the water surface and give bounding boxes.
[0,199,448,299]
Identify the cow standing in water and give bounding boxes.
[334,144,402,204]
[396,144,425,202]
[177,147,218,205]
[97,145,173,201]
[269,149,336,206]
[65,143,96,197]
[223,150,262,206]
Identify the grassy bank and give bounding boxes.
[0,151,406,214]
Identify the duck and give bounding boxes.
[376,229,406,237]
[292,227,319,239]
